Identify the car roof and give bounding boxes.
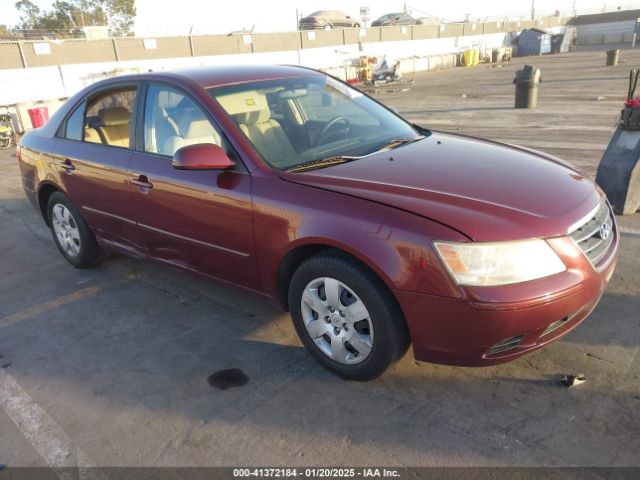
[96,64,321,91]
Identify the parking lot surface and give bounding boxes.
[1,48,639,469]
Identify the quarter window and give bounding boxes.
[143,85,222,157]
[64,101,85,141]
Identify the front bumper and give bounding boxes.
[395,234,619,366]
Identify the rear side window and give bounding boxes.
[83,87,137,148]
[64,101,86,141]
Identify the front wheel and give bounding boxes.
[289,252,410,380]
[47,191,104,268]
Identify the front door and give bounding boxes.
[127,83,259,290]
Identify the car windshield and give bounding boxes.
[208,75,425,171]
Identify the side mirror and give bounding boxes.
[172,143,235,170]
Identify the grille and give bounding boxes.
[569,201,615,268]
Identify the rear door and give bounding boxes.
[126,82,259,289]
[52,84,140,251]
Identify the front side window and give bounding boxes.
[143,84,221,157]
[209,75,423,171]
[83,87,137,148]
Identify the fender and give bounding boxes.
[251,174,465,302]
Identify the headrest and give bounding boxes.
[177,109,216,138]
[98,107,130,126]
[216,90,271,125]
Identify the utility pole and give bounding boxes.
[531,0,535,20]
[404,3,407,14]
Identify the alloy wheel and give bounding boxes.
[51,203,81,257]
[300,277,374,364]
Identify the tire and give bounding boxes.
[47,191,104,268]
[353,23,361,28]
[289,252,410,380]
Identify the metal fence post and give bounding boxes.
[112,38,120,61]
[58,65,67,97]
[17,42,28,68]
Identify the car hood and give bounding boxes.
[279,132,602,242]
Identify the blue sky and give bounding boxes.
[3,0,640,35]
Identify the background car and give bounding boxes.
[371,12,423,27]
[299,10,360,30]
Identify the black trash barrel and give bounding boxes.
[514,65,541,108]
[606,49,620,66]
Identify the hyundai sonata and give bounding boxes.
[17,65,619,380]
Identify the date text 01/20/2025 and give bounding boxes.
[233,468,400,477]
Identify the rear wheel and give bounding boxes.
[289,252,410,380]
[47,192,104,268]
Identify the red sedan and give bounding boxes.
[17,65,619,380]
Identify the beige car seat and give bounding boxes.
[97,107,131,147]
[217,91,296,166]
[162,108,221,156]
[84,125,103,144]
[146,106,179,155]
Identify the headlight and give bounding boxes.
[433,239,566,287]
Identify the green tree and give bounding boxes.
[0,24,14,38]
[15,0,135,36]
[15,0,41,29]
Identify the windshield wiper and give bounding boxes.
[371,136,424,154]
[286,155,359,173]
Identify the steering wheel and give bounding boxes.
[315,116,351,146]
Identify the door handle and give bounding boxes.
[131,174,153,190]
[61,158,75,173]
